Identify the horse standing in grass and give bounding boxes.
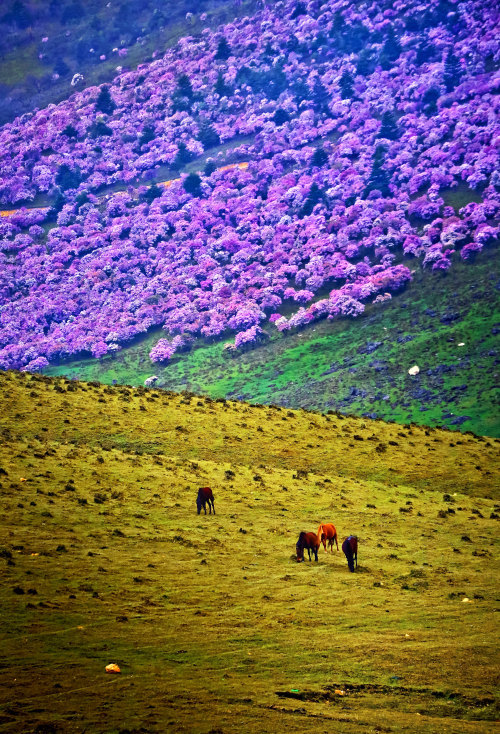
[296,531,321,562]
[196,487,215,515]
[342,536,358,572]
[317,523,339,552]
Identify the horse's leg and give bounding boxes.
[307,548,311,561]
[212,499,215,514]
[314,547,318,562]
[335,534,339,551]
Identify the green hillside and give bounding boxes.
[1,370,498,732]
[45,248,500,438]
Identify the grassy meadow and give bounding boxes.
[0,369,499,733]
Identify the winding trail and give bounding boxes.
[0,161,250,219]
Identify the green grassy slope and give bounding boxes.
[45,248,500,437]
[0,371,499,733]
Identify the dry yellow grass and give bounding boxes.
[0,370,498,733]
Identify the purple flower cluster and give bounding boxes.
[149,334,190,363]
[233,325,267,350]
[0,0,499,370]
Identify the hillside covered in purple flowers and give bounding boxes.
[0,0,499,374]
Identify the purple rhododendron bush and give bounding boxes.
[0,0,499,371]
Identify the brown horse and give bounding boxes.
[196,487,215,515]
[317,523,339,552]
[342,536,358,572]
[296,531,320,562]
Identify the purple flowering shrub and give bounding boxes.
[0,0,499,370]
[20,356,49,372]
[233,325,268,350]
[149,334,191,362]
[149,339,176,363]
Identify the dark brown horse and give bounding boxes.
[196,487,215,515]
[296,531,320,562]
[317,523,339,552]
[342,535,358,572]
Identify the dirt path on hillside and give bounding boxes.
[0,161,250,219]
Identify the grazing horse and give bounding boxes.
[317,523,339,552]
[296,531,320,562]
[196,487,215,515]
[342,536,358,572]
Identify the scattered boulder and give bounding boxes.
[440,312,462,324]
[358,341,383,355]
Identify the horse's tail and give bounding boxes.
[317,524,324,546]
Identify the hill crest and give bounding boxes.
[2,370,498,498]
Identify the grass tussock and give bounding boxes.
[0,370,498,733]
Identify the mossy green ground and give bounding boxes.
[46,248,500,437]
[0,371,498,732]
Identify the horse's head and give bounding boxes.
[296,532,305,561]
